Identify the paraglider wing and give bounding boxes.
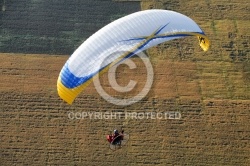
[57,9,210,104]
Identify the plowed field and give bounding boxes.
[1,53,249,165]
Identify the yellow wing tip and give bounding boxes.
[58,90,74,105]
[198,36,210,52]
[57,77,75,105]
[57,76,94,105]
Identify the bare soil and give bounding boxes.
[1,52,249,165]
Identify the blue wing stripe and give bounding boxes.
[60,31,205,89]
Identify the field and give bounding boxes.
[1,0,250,165]
[1,52,249,165]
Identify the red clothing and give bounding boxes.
[107,133,123,143]
[107,135,113,143]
